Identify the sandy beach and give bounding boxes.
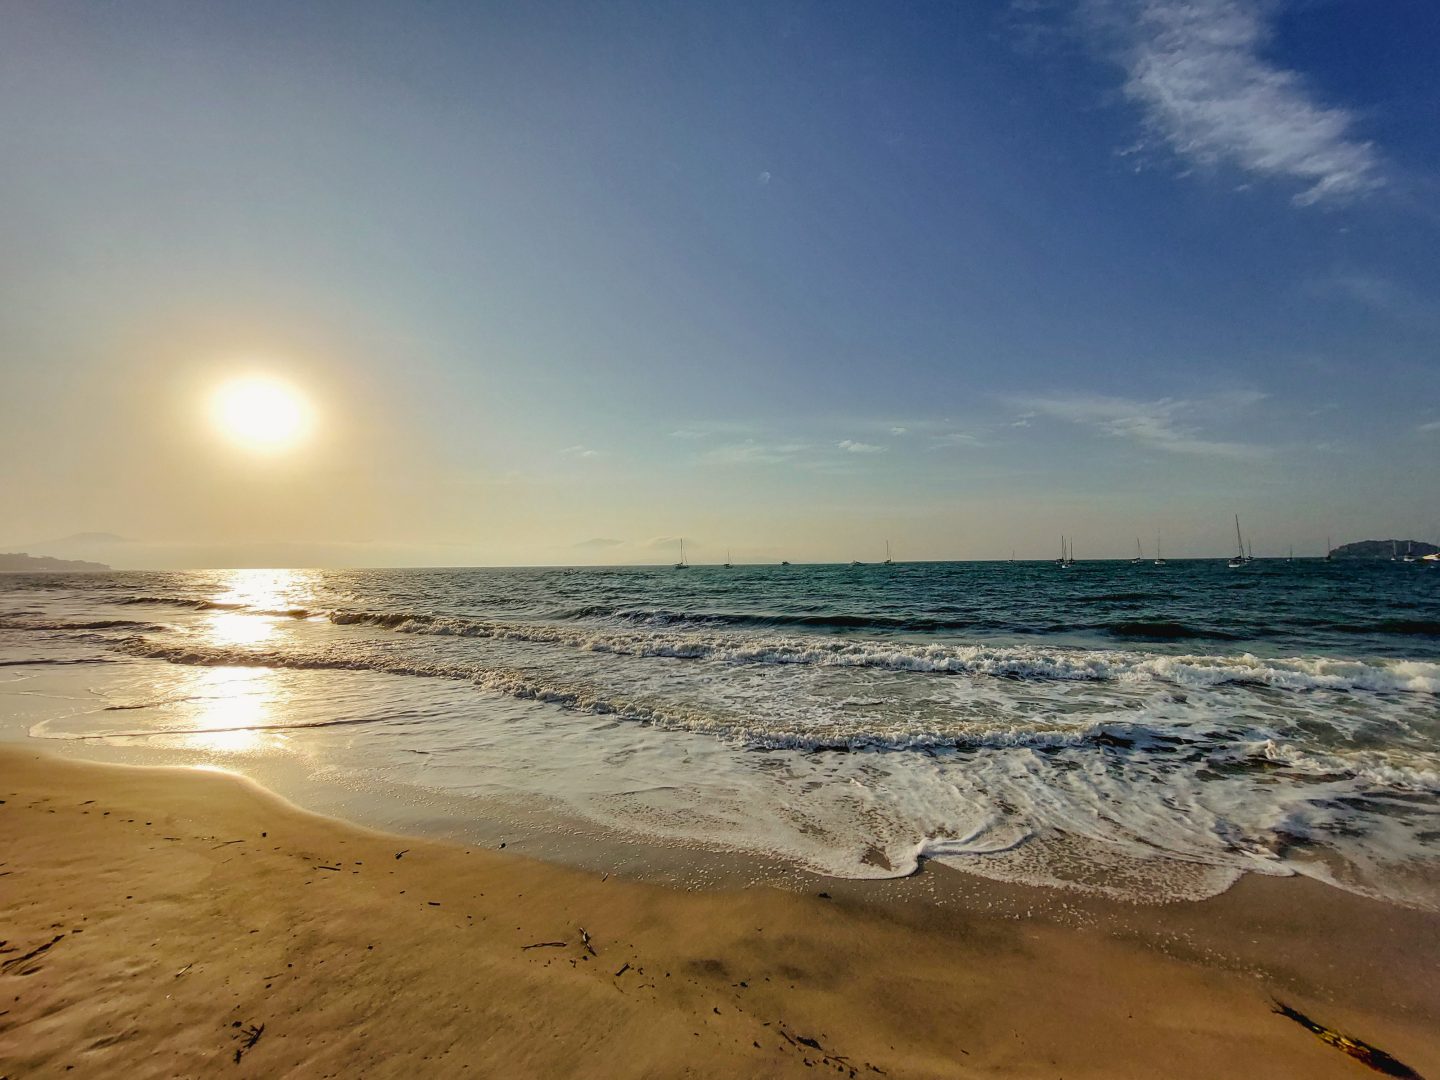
[3,745,1437,1079]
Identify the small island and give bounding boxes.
[1330,539,1439,560]
[0,552,112,573]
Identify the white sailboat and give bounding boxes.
[723,549,733,569]
[1227,515,1246,568]
[1325,536,1333,562]
[674,539,689,570]
[883,540,894,566]
[1403,541,1418,563]
[1131,538,1143,565]
[1154,533,1166,566]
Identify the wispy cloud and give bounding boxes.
[837,439,886,454]
[1418,419,1440,435]
[930,431,983,449]
[560,444,600,459]
[702,440,810,466]
[1015,390,1265,458]
[1085,0,1382,206]
[889,426,909,436]
[573,537,624,549]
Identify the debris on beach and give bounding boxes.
[1272,1001,1424,1079]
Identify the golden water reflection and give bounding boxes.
[174,666,281,754]
[198,566,320,653]
[209,567,320,615]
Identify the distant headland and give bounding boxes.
[0,552,112,573]
[1330,539,1439,560]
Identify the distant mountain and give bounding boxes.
[0,552,111,573]
[1330,540,1439,560]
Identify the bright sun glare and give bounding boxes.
[210,376,312,452]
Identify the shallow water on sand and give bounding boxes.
[2,561,1437,906]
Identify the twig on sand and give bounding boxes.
[2,934,63,974]
[1272,1000,1424,1079]
[394,849,409,860]
[521,941,567,951]
[313,865,342,872]
[212,839,246,849]
[579,927,597,956]
[614,962,630,977]
[231,1022,265,1064]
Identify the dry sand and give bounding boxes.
[2,745,1436,1079]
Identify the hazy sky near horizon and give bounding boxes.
[3,0,1438,568]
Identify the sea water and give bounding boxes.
[2,560,1437,906]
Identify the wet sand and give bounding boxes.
[2,745,1437,1079]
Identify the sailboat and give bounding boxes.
[1247,540,1254,563]
[1391,540,1399,562]
[1227,515,1246,568]
[723,549,733,569]
[1056,536,1074,568]
[1131,538,1144,565]
[1154,533,1166,566]
[1325,536,1333,562]
[883,541,894,566]
[1403,542,1418,563]
[1287,546,1294,563]
[674,539,689,570]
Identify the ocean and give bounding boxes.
[2,559,1437,907]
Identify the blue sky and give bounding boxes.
[2,0,1438,566]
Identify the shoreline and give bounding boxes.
[3,745,1438,1078]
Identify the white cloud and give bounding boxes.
[890,426,909,436]
[703,440,810,465]
[560,444,600,459]
[1417,420,1440,434]
[837,439,886,454]
[1014,390,1264,458]
[931,431,982,449]
[1088,0,1382,205]
[757,170,772,186]
[573,537,624,549]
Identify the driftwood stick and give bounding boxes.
[521,941,567,950]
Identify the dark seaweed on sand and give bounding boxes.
[1273,1001,1424,1079]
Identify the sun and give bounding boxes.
[210,376,313,452]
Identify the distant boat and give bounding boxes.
[883,540,894,566]
[1325,536,1333,562]
[780,560,791,566]
[674,539,689,570]
[1056,536,1074,568]
[1131,538,1143,565]
[850,559,863,567]
[1247,540,1254,563]
[1403,541,1418,563]
[724,549,733,569]
[1227,515,1246,568]
[1009,548,1016,563]
[1287,546,1294,563]
[1391,540,1399,562]
[1154,532,1166,566]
